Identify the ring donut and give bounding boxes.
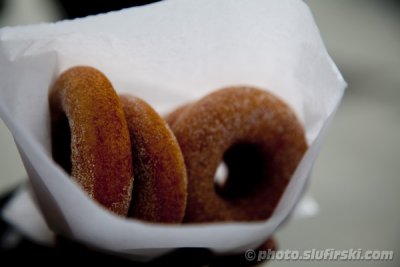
[120,95,187,223]
[168,87,308,222]
[164,103,191,128]
[49,66,133,216]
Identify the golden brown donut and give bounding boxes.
[120,94,187,223]
[164,103,191,128]
[49,66,133,216]
[168,87,308,222]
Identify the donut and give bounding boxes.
[49,66,133,216]
[164,103,191,128]
[120,94,187,223]
[168,87,308,222]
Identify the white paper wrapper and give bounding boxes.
[0,0,346,261]
[1,182,319,248]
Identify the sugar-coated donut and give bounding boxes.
[164,103,191,128]
[120,95,187,223]
[49,66,133,216]
[168,87,308,222]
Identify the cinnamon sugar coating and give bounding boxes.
[49,66,133,216]
[164,103,191,128]
[168,87,308,222]
[120,95,187,223]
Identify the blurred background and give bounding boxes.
[0,0,399,266]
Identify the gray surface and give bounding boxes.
[272,1,400,266]
[0,0,399,266]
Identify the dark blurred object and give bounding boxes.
[0,0,4,15]
[58,0,161,19]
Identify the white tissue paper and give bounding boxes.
[0,0,346,261]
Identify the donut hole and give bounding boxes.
[215,143,266,199]
[52,112,72,174]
